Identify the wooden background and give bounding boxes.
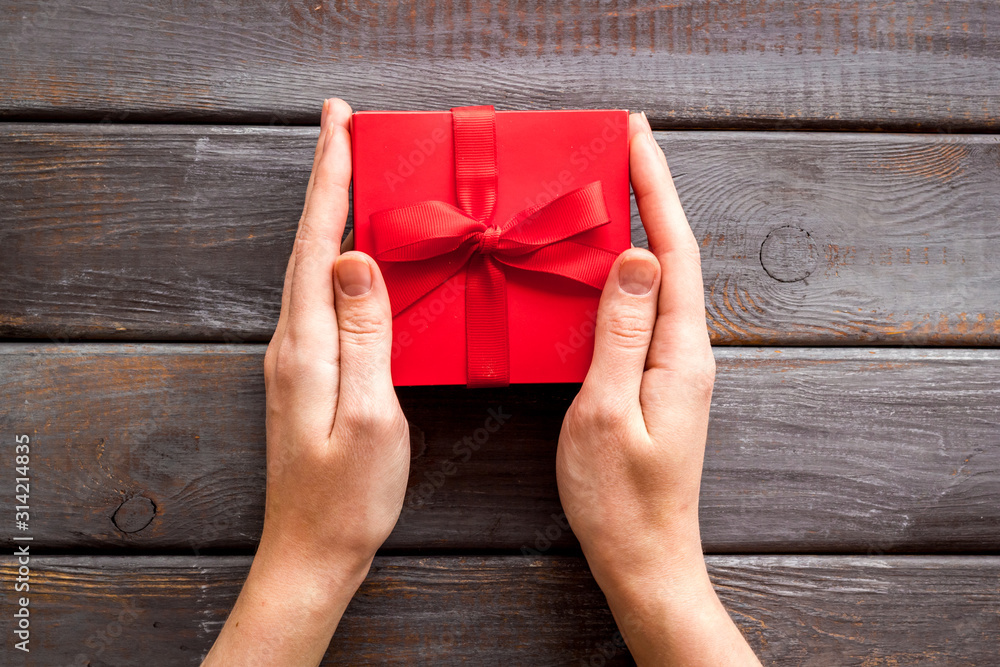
[1,1,998,664]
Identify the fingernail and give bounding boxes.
[336,255,372,296]
[640,111,652,135]
[619,256,656,296]
[321,98,330,131]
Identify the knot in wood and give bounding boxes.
[112,495,156,534]
[760,226,817,282]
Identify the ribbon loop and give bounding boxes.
[370,105,619,387]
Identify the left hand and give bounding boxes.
[203,98,410,667]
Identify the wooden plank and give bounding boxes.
[2,555,997,665]
[2,1,998,129]
[2,125,998,345]
[2,344,997,553]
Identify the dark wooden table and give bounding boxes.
[2,1,999,664]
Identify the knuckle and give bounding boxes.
[293,231,335,262]
[271,339,306,386]
[704,349,717,380]
[602,310,652,350]
[338,308,390,342]
[573,391,633,434]
[342,400,400,436]
[293,234,311,258]
[678,239,704,269]
[684,351,717,397]
[263,344,277,382]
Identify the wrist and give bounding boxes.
[594,540,714,615]
[583,529,758,666]
[582,509,707,599]
[202,535,373,666]
[250,532,373,612]
[600,559,758,666]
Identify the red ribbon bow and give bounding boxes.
[371,105,618,387]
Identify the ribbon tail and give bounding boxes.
[465,254,510,387]
[381,253,472,317]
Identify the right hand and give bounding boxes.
[556,111,760,665]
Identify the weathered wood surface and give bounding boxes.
[2,344,997,553]
[2,1,999,130]
[2,125,998,345]
[2,555,997,665]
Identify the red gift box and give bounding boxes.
[352,106,631,387]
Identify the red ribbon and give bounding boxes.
[371,105,618,387]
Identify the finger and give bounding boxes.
[287,98,354,358]
[341,229,354,254]
[628,112,711,375]
[268,99,333,378]
[630,112,690,258]
[333,251,398,421]
[276,99,353,438]
[299,99,334,233]
[579,248,660,411]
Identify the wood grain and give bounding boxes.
[2,125,998,345]
[2,344,997,553]
[2,554,997,665]
[2,1,998,129]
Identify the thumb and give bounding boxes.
[580,248,661,406]
[333,251,396,411]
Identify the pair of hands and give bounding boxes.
[203,100,758,666]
